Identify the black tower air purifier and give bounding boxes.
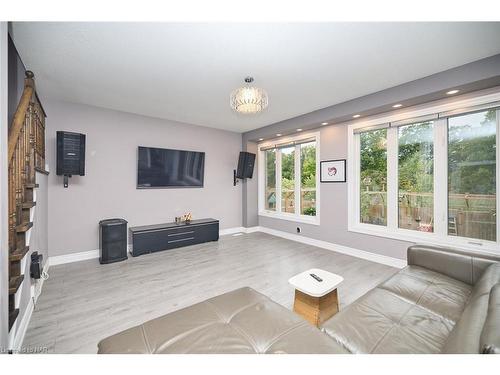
[99,218,128,264]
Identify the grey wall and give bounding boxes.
[257,123,412,260]
[1,21,9,350]
[242,141,258,228]
[242,54,500,261]
[44,99,243,256]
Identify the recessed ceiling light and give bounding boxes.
[276,133,282,137]
[258,138,264,141]
[352,114,361,118]
[321,122,328,125]
[392,104,403,108]
[446,89,460,95]
[296,128,303,132]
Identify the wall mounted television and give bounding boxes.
[137,146,205,188]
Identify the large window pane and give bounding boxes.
[448,110,497,241]
[360,129,387,226]
[398,122,434,232]
[300,142,316,216]
[281,146,295,213]
[265,149,276,211]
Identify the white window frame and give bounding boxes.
[348,89,500,253]
[258,131,321,225]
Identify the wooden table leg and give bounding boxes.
[293,289,339,327]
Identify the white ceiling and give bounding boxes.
[10,22,500,133]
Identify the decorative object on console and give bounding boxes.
[175,213,192,224]
[320,159,346,183]
[234,151,256,186]
[99,218,128,264]
[129,218,219,257]
[230,76,269,114]
[56,131,86,188]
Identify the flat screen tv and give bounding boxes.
[137,146,205,188]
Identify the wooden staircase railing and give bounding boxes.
[7,71,46,331]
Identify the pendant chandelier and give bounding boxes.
[230,76,269,114]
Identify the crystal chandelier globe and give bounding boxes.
[230,77,269,114]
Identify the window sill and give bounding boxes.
[259,211,320,226]
[348,223,499,254]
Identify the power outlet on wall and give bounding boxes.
[296,227,301,234]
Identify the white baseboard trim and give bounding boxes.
[10,261,50,352]
[219,227,246,236]
[48,226,249,266]
[48,226,247,267]
[49,249,99,267]
[9,298,34,352]
[47,225,406,270]
[244,226,261,233]
[255,226,407,269]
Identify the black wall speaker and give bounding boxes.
[99,219,128,264]
[236,152,256,179]
[56,131,86,176]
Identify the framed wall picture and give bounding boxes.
[320,159,346,183]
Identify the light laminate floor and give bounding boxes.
[23,232,399,353]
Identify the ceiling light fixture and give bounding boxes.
[276,133,282,137]
[321,122,328,125]
[446,89,460,95]
[296,128,303,132]
[392,104,403,108]
[230,76,269,114]
[258,138,264,141]
[353,114,361,118]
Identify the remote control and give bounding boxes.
[310,273,323,282]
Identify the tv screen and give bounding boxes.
[137,146,205,188]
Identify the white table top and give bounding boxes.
[288,268,344,297]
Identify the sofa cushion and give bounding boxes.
[442,264,500,353]
[381,266,472,322]
[98,287,348,354]
[480,283,500,354]
[407,244,499,284]
[321,265,472,353]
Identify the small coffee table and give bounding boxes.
[288,268,343,327]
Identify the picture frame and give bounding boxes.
[320,159,346,183]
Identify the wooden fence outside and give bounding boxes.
[361,191,496,241]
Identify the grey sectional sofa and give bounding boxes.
[98,244,500,354]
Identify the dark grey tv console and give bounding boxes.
[129,218,219,257]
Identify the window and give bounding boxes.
[281,146,295,214]
[265,149,276,211]
[448,110,496,242]
[349,96,500,253]
[398,122,434,232]
[259,133,320,224]
[360,129,387,226]
[300,142,317,216]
